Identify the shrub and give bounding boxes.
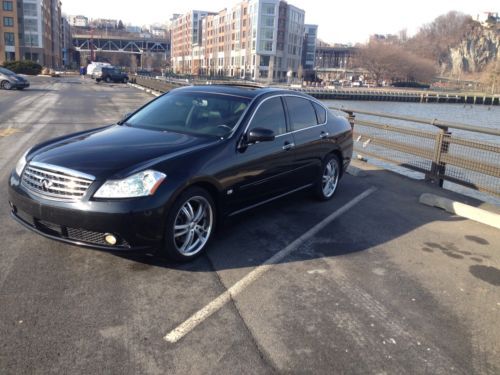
[2,60,42,75]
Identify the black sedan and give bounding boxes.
[8,86,353,261]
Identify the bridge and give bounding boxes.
[72,29,170,55]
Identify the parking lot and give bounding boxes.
[1,77,499,374]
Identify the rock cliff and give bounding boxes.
[448,24,499,75]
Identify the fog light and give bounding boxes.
[104,234,118,246]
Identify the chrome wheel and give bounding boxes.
[2,81,12,90]
[322,158,339,198]
[173,196,213,256]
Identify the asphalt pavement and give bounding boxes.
[0,77,499,374]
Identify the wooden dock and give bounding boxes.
[296,88,500,105]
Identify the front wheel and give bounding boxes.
[314,154,341,201]
[105,77,112,83]
[1,80,13,90]
[162,187,216,262]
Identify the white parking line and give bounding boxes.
[164,186,377,343]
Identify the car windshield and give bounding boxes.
[0,67,15,75]
[125,91,250,137]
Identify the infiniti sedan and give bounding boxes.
[8,86,353,261]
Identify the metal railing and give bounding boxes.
[331,107,500,197]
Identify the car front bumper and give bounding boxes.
[8,173,169,253]
[13,81,30,89]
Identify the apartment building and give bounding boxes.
[171,10,213,74]
[17,0,62,67]
[171,0,307,81]
[1,0,21,64]
[301,24,317,80]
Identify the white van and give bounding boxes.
[86,62,111,76]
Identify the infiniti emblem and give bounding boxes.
[41,179,53,191]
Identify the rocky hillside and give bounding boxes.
[448,24,499,75]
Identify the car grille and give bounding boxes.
[22,163,94,200]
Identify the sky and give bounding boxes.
[62,0,499,44]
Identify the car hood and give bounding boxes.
[30,125,217,179]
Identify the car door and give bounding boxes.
[224,96,299,211]
[283,96,330,185]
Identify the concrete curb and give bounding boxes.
[127,83,161,97]
[419,193,500,230]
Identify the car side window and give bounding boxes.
[312,102,327,124]
[285,97,318,131]
[248,97,287,136]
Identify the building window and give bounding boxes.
[3,1,13,11]
[4,32,15,46]
[3,16,14,27]
[24,18,38,32]
[23,3,37,17]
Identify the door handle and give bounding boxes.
[282,142,295,151]
[320,131,329,139]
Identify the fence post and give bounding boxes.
[428,126,450,187]
[346,111,355,129]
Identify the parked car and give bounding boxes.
[0,67,30,90]
[8,86,353,261]
[94,67,129,83]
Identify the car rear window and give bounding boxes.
[285,96,318,131]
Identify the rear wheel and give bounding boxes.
[122,77,128,83]
[1,80,12,90]
[162,187,215,262]
[314,154,341,201]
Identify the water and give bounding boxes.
[323,100,500,205]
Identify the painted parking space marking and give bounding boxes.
[0,127,22,137]
[164,186,377,343]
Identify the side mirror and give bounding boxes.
[246,127,275,144]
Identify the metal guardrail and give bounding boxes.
[331,107,500,197]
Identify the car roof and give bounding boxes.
[171,85,307,100]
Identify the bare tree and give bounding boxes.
[407,11,474,65]
[356,41,436,83]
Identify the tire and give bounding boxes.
[314,154,341,201]
[1,80,13,90]
[122,78,128,84]
[105,77,111,83]
[162,187,216,262]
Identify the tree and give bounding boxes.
[407,11,474,66]
[356,41,436,83]
[117,20,124,30]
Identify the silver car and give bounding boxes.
[0,67,30,90]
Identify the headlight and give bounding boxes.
[15,149,30,176]
[94,170,166,198]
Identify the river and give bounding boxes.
[323,101,500,205]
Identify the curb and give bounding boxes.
[419,193,500,230]
[127,83,161,97]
